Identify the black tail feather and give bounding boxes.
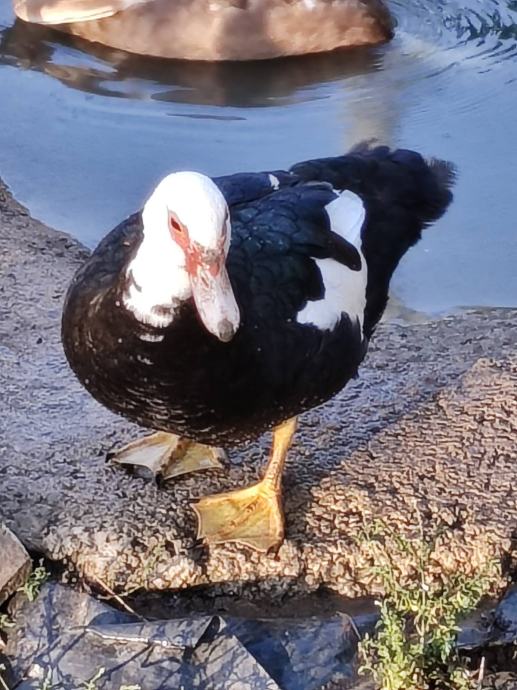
[426,157,456,218]
[291,144,457,337]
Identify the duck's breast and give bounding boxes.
[62,185,368,444]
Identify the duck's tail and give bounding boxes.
[290,144,456,337]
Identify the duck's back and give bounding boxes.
[14,0,394,60]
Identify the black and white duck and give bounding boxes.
[62,144,455,552]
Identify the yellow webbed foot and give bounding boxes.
[192,480,284,553]
[107,431,226,480]
[192,417,297,552]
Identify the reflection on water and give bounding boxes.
[0,19,386,106]
[0,0,516,313]
[2,0,516,102]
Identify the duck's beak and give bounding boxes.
[188,250,240,343]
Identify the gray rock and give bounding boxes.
[0,178,516,597]
[5,579,517,690]
[458,585,517,651]
[493,586,517,639]
[5,582,367,689]
[0,524,31,605]
[483,673,517,690]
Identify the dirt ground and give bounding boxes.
[0,177,516,600]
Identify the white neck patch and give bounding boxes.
[296,190,368,334]
[122,172,230,328]
[123,240,189,329]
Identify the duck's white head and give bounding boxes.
[124,172,240,342]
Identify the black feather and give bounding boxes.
[62,146,455,444]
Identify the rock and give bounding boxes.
[5,582,370,690]
[0,654,15,689]
[493,586,517,640]
[458,585,517,651]
[0,178,516,597]
[0,524,31,605]
[5,579,517,690]
[483,673,517,690]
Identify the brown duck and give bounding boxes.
[12,0,394,61]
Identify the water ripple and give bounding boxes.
[0,0,516,311]
[0,0,515,105]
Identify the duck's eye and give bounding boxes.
[169,215,183,234]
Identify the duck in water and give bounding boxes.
[12,0,394,60]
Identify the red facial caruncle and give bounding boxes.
[168,210,225,279]
[169,210,201,277]
[167,206,238,342]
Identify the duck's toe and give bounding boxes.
[107,431,226,480]
[192,480,284,553]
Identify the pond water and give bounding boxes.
[0,0,516,315]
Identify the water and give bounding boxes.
[0,0,516,315]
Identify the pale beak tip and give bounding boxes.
[216,319,237,343]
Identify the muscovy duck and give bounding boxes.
[62,145,455,552]
[12,0,394,61]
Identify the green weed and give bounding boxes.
[0,614,13,632]
[357,516,499,690]
[18,562,49,602]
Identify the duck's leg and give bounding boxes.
[193,417,297,552]
[107,431,226,480]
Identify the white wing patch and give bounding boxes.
[268,174,280,191]
[296,190,368,334]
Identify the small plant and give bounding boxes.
[82,667,106,689]
[81,668,141,690]
[0,614,13,632]
[36,670,53,690]
[357,516,499,690]
[18,561,49,602]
